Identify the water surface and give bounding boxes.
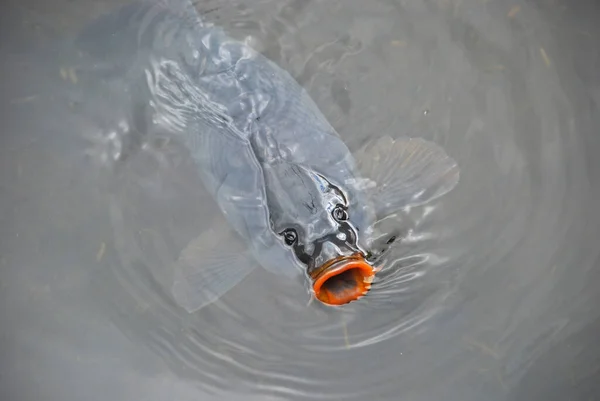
[2,0,600,400]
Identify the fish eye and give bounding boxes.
[332,205,348,222]
[282,229,298,246]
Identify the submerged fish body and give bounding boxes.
[82,0,460,312]
[139,3,376,264]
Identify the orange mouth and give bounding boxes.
[310,254,375,306]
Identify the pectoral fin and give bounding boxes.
[171,225,257,313]
[355,136,459,217]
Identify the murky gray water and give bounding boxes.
[2,0,600,400]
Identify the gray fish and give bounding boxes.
[81,0,459,311]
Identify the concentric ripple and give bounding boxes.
[61,0,596,399]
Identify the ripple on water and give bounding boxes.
[74,0,596,399]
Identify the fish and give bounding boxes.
[77,0,460,312]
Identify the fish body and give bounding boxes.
[77,0,460,311]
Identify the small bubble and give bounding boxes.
[423,109,430,116]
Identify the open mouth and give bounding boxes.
[309,254,375,306]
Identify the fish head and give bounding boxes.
[267,164,381,306]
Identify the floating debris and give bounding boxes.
[540,47,551,67]
[68,68,78,84]
[483,64,506,73]
[390,40,407,47]
[96,242,106,261]
[507,5,520,18]
[60,67,78,83]
[342,319,351,349]
[464,337,500,359]
[10,95,39,104]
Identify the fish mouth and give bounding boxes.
[309,254,375,306]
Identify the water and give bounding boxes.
[2,0,600,400]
